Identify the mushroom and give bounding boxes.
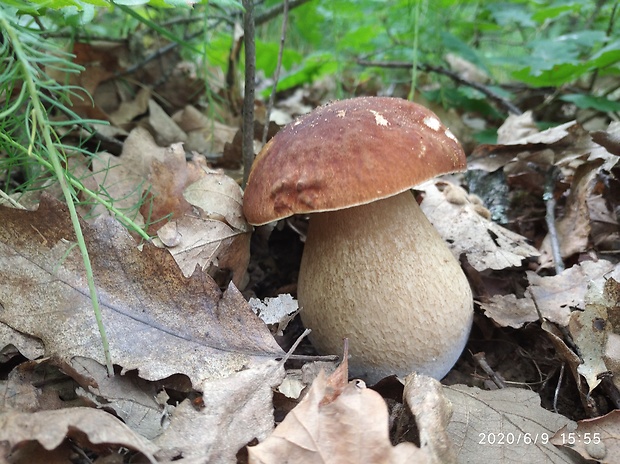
[243,96,473,383]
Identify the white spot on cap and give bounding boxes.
[337,110,347,118]
[369,110,390,126]
[423,116,441,131]
[445,128,458,142]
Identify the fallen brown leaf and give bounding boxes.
[481,260,616,328]
[551,410,620,463]
[248,370,423,464]
[0,195,282,385]
[403,373,456,464]
[419,180,539,271]
[445,386,578,463]
[0,407,159,463]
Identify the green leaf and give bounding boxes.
[441,31,489,74]
[560,94,620,112]
[531,3,581,22]
[255,40,303,77]
[512,62,590,87]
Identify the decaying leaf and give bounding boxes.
[72,357,168,440]
[552,410,620,464]
[172,104,238,156]
[157,168,251,283]
[81,127,250,286]
[147,98,188,146]
[0,407,159,463]
[154,360,283,463]
[0,322,44,362]
[470,118,619,174]
[445,386,578,463]
[248,369,423,464]
[419,181,539,271]
[0,195,284,462]
[481,260,616,328]
[403,373,455,464]
[569,265,620,392]
[0,195,281,387]
[539,160,604,269]
[249,294,300,336]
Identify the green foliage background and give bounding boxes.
[3,0,620,141]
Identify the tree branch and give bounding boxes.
[357,59,522,116]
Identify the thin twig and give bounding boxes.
[0,188,26,209]
[262,0,289,144]
[278,328,311,366]
[242,0,256,188]
[473,352,507,389]
[553,363,564,413]
[544,167,564,274]
[255,0,313,26]
[357,59,523,115]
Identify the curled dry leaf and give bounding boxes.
[156,167,251,284]
[172,104,238,156]
[445,386,578,463]
[470,118,619,174]
[82,127,251,287]
[248,369,423,464]
[419,181,539,271]
[403,373,456,464]
[72,357,167,440]
[0,407,159,463]
[147,98,188,146]
[0,323,44,362]
[551,409,620,463]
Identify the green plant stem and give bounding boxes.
[242,0,256,188]
[2,15,114,376]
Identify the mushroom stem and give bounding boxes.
[297,190,473,383]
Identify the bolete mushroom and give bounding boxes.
[243,96,473,383]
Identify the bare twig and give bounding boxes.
[242,0,256,188]
[357,59,523,115]
[262,0,289,144]
[278,328,311,366]
[255,0,313,26]
[473,352,507,389]
[553,362,564,413]
[543,167,564,274]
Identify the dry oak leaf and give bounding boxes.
[470,118,619,174]
[569,264,620,393]
[0,195,283,389]
[0,407,159,463]
[156,167,251,284]
[551,409,620,463]
[248,370,423,464]
[481,260,616,329]
[444,386,580,464]
[419,181,539,271]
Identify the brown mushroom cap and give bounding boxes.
[243,96,466,225]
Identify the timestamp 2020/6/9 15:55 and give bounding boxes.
[478,432,601,446]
